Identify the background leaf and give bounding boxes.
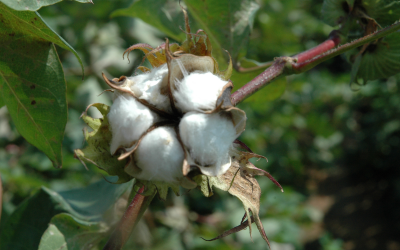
[0,178,131,250]
[0,0,93,11]
[322,0,400,27]
[0,95,4,108]
[321,0,353,27]
[38,213,106,250]
[349,32,400,81]
[111,0,186,42]
[59,177,132,221]
[0,3,84,167]
[357,0,400,27]
[184,0,259,64]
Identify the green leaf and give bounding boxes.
[59,177,132,221]
[0,187,71,250]
[322,0,400,27]
[321,0,353,27]
[0,3,84,167]
[0,179,131,250]
[0,0,93,11]
[38,224,67,250]
[38,213,106,250]
[0,3,84,75]
[358,0,400,27]
[111,0,186,42]
[0,94,4,108]
[349,52,362,84]
[351,32,400,81]
[184,0,259,64]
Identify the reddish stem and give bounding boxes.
[103,186,146,250]
[295,30,341,64]
[230,32,341,106]
[231,20,400,105]
[230,57,288,106]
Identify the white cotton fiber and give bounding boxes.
[173,62,228,113]
[128,64,171,113]
[108,93,158,154]
[179,112,236,176]
[133,127,184,183]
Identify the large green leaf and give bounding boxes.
[0,3,83,167]
[0,0,93,11]
[59,177,132,221]
[321,0,353,27]
[112,0,259,65]
[358,0,400,27]
[322,0,400,27]
[0,187,70,250]
[0,178,131,250]
[356,32,400,81]
[184,0,259,64]
[38,213,106,250]
[111,0,186,42]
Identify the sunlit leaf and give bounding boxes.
[0,0,93,11]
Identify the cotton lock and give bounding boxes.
[179,112,236,176]
[127,126,185,184]
[108,93,158,155]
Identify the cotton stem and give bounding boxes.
[102,185,155,250]
[231,21,400,105]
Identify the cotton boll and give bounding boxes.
[174,68,228,113]
[108,93,158,154]
[131,127,184,183]
[127,64,172,113]
[179,112,236,176]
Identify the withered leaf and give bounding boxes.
[197,163,270,246]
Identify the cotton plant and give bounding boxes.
[75,10,283,249]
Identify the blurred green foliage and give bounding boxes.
[1,0,399,249]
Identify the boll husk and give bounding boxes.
[75,9,283,247]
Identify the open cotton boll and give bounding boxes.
[128,64,172,113]
[108,93,158,154]
[174,70,228,113]
[132,127,184,183]
[179,112,236,176]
